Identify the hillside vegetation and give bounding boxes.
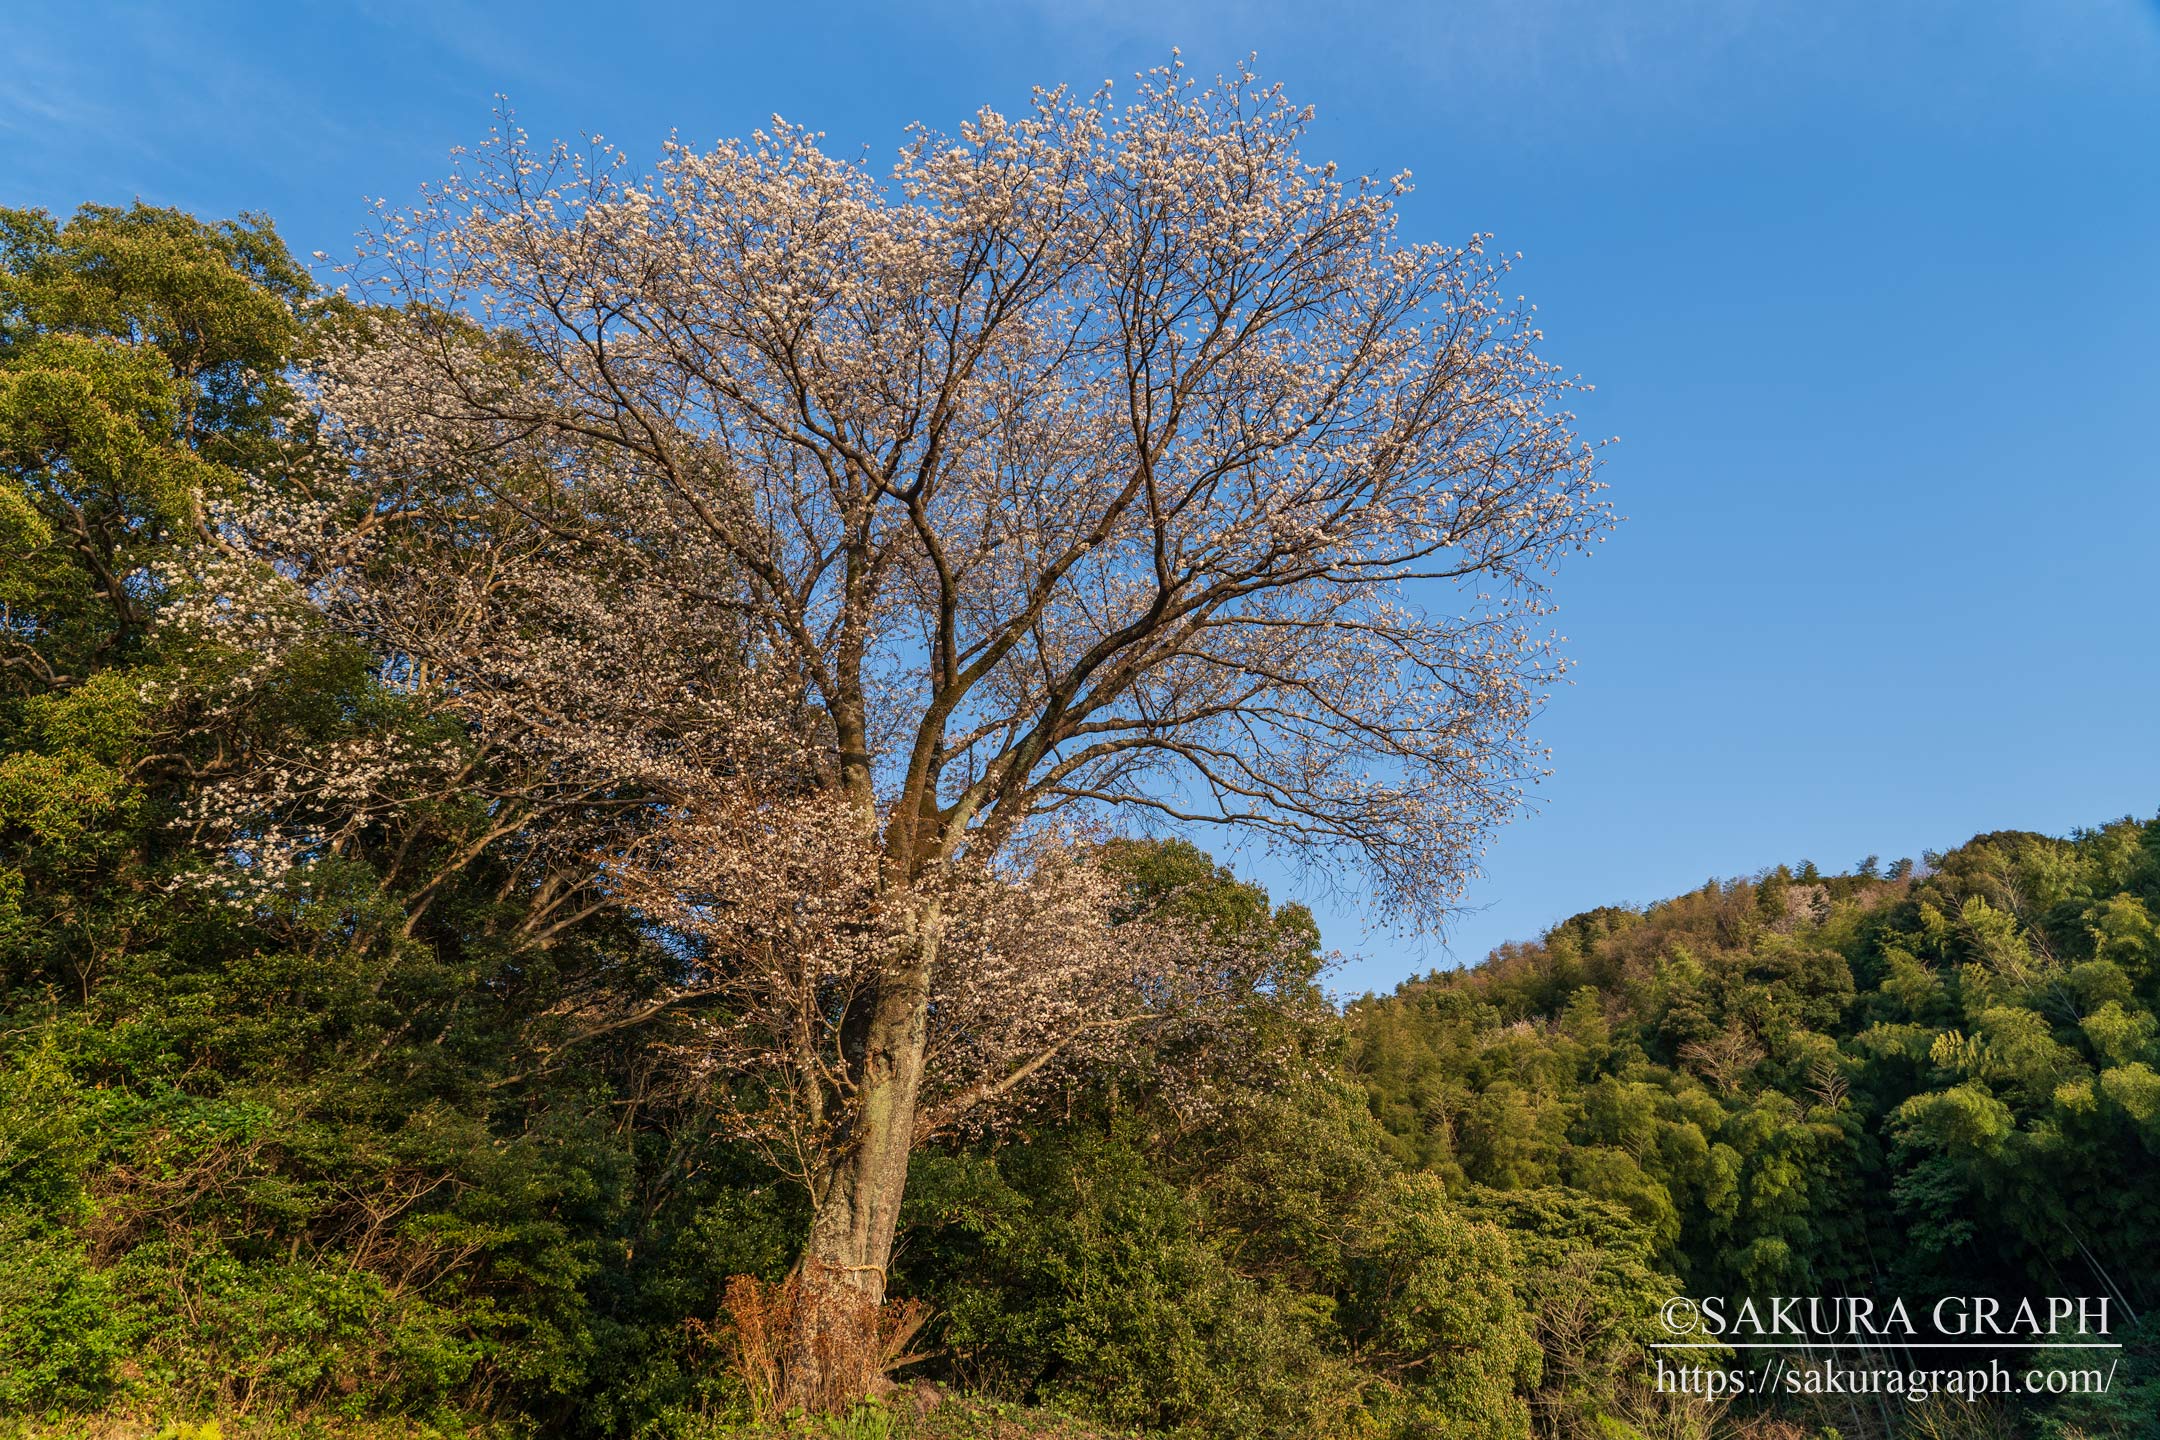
[1355,827,2160,1302]
[1351,823,2160,1436]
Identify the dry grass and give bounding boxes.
[713,1271,935,1419]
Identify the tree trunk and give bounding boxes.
[780,902,938,1413]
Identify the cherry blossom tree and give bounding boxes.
[184,58,1612,1405]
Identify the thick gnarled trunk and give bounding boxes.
[780,909,936,1412]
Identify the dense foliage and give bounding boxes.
[1352,827,2160,1437]
[0,200,677,1427]
[3,201,2153,1440]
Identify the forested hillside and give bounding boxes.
[3,195,2155,1440]
[1351,824,2160,1436]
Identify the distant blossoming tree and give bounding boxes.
[183,59,1611,1406]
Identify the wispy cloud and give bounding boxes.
[350,0,570,91]
[0,18,139,148]
[925,0,2158,143]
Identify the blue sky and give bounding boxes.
[6,1,2157,993]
